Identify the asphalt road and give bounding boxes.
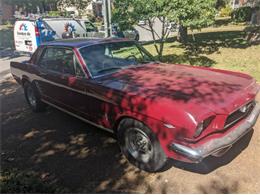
[0,52,28,81]
[1,56,260,193]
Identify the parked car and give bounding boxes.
[14,17,87,53]
[10,38,260,172]
[77,20,139,41]
[99,24,140,41]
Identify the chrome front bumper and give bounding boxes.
[170,103,260,162]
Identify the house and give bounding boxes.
[87,0,103,17]
[58,0,103,18]
[231,0,247,9]
[231,0,260,25]
[231,0,259,9]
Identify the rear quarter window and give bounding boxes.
[38,47,84,77]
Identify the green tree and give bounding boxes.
[113,0,216,60]
[172,0,216,43]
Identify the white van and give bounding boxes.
[14,18,87,53]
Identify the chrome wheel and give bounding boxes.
[125,128,153,163]
[27,86,36,107]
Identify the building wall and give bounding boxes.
[1,1,14,22]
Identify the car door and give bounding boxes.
[35,46,97,120]
[35,47,74,107]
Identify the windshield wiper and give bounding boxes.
[97,67,122,74]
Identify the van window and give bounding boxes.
[39,47,75,75]
[44,19,86,38]
[85,22,96,32]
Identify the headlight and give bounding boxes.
[193,116,215,138]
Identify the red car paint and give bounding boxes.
[10,39,259,163]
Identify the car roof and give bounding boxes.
[42,38,133,48]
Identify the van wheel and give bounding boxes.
[24,82,46,112]
[117,118,167,172]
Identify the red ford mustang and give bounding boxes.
[11,38,260,172]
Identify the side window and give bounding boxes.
[38,47,75,75]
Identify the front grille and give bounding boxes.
[224,101,255,129]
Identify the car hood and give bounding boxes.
[99,63,258,121]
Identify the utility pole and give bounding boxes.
[103,0,112,37]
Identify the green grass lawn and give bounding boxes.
[143,24,260,81]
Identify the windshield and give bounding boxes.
[79,41,154,77]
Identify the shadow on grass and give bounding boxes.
[154,29,251,67]
[183,30,250,56]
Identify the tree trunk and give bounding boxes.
[177,25,188,44]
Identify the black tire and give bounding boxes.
[117,118,167,172]
[24,82,46,112]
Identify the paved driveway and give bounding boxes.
[1,57,260,193]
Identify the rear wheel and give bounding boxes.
[117,118,167,172]
[24,82,46,112]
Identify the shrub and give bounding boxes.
[231,6,252,22]
[219,6,232,17]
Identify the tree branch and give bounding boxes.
[148,18,160,55]
[136,24,152,32]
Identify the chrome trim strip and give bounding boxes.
[42,99,114,134]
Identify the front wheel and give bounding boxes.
[24,82,46,112]
[117,118,167,172]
